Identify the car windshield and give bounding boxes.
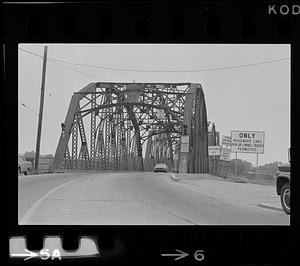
[156,164,167,167]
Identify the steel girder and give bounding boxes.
[52,82,209,173]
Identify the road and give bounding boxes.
[18,172,289,225]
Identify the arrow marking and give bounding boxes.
[161,249,189,260]
[11,249,38,260]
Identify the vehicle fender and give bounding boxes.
[276,175,290,195]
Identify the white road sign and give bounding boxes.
[180,136,189,152]
[220,147,231,161]
[221,135,231,147]
[181,136,189,143]
[208,146,221,156]
[156,109,165,119]
[231,130,265,154]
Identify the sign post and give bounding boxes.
[256,153,259,181]
[235,152,237,177]
[208,146,221,175]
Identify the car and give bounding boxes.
[274,149,290,215]
[18,154,32,175]
[154,163,169,173]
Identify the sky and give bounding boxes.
[18,44,290,166]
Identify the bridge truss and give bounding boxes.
[52,82,209,173]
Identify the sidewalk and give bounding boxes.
[169,173,283,212]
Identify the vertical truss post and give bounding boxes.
[144,133,152,171]
[90,91,96,169]
[77,110,89,169]
[71,118,78,169]
[63,145,71,169]
[104,93,111,170]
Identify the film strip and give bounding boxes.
[5,1,299,265]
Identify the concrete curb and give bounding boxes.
[258,203,283,212]
[170,173,179,181]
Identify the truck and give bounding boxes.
[275,148,290,215]
[18,154,32,175]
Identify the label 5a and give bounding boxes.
[40,249,62,260]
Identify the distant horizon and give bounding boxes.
[19,149,286,167]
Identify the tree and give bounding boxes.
[229,158,252,176]
[23,151,53,159]
[23,150,35,159]
[259,161,282,175]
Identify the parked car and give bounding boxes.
[154,163,169,173]
[275,149,290,215]
[18,154,32,175]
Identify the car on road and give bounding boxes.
[154,163,169,173]
[18,154,32,175]
[275,149,290,215]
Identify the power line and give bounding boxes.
[20,89,65,106]
[47,58,109,81]
[46,56,291,72]
[20,95,64,116]
[19,47,290,73]
[19,47,108,81]
[19,102,39,116]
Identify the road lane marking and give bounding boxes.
[20,177,83,224]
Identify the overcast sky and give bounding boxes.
[18,44,290,165]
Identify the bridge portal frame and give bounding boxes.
[52,82,209,173]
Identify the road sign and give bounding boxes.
[220,147,231,161]
[37,158,53,171]
[181,136,189,143]
[180,136,189,152]
[231,130,265,154]
[221,135,231,147]
[208,146,221,156]
[220,135,231,161]
[156,109,165,119]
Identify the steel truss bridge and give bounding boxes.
[52,82,210,173]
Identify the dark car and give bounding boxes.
[275,149,290,215]
[154,163,168,173]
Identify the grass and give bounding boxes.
[225,172,275,186]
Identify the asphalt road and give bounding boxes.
[18,172,290,225]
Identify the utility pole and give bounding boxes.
[35,46,48,172]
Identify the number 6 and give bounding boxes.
[194,250,205,261]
